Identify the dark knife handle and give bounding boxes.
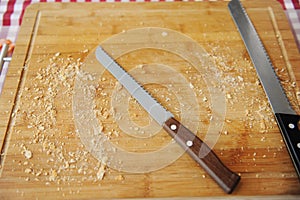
[163,117,240,194]
[275,113,300,177]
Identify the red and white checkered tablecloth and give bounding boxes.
[1,0,300,94]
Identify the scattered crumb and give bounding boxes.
[24,168,32,174]
[49,169,58,182]
[115,174,124,181]
[96,163,106,181]
[23,149,32,159]
[15,51,117,187]
[161,31,168,37]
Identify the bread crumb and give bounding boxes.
[54,52,61,57]
[82,49,89,53]
[161,31,168,37]
[49,169,58,182]
[115,175,124,181]
[96,163,106,180]
[24,168,32,174]
[35,171,42,177]
[23,149,32,159]
[189,83,194,89]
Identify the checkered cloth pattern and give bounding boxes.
[1,0,300,94]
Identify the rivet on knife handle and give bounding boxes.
[164,117,240,194]
[95,46,241,194]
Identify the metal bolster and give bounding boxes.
[0,43,11,75]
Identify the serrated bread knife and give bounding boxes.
[95,46,240,193]
[228,0,300,177]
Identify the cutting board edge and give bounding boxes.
[0,2,40,170]
[265,2,300,112]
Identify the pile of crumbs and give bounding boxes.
[204,42,293,170]
[12,51,114,190]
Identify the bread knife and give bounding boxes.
[228,0,300,177]
[95,46,241,193]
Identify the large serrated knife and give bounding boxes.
[95,46,240,193]
[228,0,300,177]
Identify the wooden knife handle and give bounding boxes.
[163,117,240,194]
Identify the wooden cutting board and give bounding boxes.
[1,0,300,199]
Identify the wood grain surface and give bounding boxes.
[1,0,300,199]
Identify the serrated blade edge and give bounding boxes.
[228,0,296,115]
[95,46,174,126]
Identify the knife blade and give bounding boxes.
[228,0,300,177]
[95,46,240,193]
